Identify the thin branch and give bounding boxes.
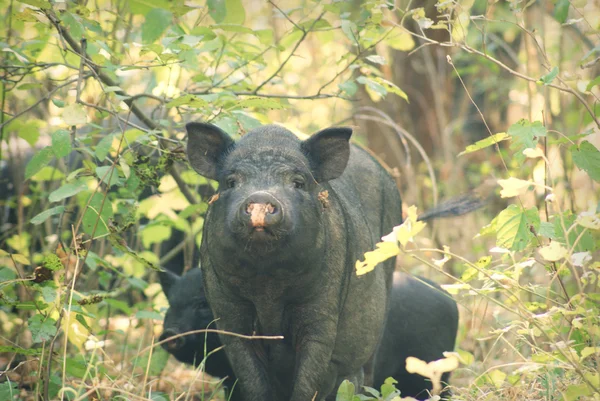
[391,20,600,129]
[316,27,396,96]
[0,75,91,131]
[44,8,199,206]
[269,0,304,32]
[253,12,326,94]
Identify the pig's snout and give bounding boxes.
[242,192,282,230]
[160,329,185,351]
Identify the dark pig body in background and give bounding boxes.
[158,268,239,400]
[374,273,459,400]
[186,123,403,401]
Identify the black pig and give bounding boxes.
[373,273,458,400]
[186,123,403,401]
[159,269,457,401]
[158,268,240,400]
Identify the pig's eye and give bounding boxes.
[293,178,305,189]
[226,178,236,189]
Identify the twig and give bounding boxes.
[139,328,284,357]
[75,38,87,103]
[253,12,326,94]
[268,0,304,32]
[0,75,91,131]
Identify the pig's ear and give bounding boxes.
[158,269,180,299]
[186,122,234,180]
[302,127,352,182]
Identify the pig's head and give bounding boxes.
[186,123,352,258]
[159,268,219,366]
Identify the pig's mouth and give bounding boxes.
[249,225,276,239]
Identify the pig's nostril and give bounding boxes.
[266,203,277,214]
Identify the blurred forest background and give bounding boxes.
[0,0,599,400]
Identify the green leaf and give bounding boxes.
[459,132,510,156]
[95,134,115,161]
[17,120,43,146]
[52,98,65,108]
[539,221,556,239]
[75,314,91,331]
[31,206,66,225]
[336,380,356,401]
[141,224,172,248]
[166,94,208,108]
[128,0,170,15]
[341,20,358,43]
[17,83,43,90]
[62,104,87,126]
[135,310,163,320]
[554,0,570,24]
[51,129,72,158]
[553,211,594,252]
[31,166,65,182]
[0,381,19,401]
[82,192,113,238]
[563,384,592,401]
[142,8,173,44]
[28,314,57,343]
[0,346,43,356]
[17,0,50,9]
[25,147,55,180]
[571,141,600,182]
[133,347,169,377]
[586,76,600,92]
[507,119,546,163]
[208,0,226,23]
[48,181,88,203]
[496,204,540,251]
[96,166,121,187]
[61,12,84,39]
[212,24,254,34]
[223,0,245,24]
[104,299,132,315]
[538,67,559,85]
[338,80,358,97]
[39,284,58,303]
[255,29,274,45]
[235,97,286,110]
[357,76,408,102]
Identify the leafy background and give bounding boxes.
[0,0,599,400]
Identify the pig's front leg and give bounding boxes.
[210,299,274,401]
[289,310,342,401]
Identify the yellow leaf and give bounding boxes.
[62,310,89,351]
[580,346,598,361]
[445,349,475,365]
[384,205,426,246]
[498,177,532,198]
[440,283,471,295]
[433,245,451,267]
[487,369,507,389]
[539,241,568,262]
[405,355,459,395]
[356,241,399,276]
[11,253,31,265]
[523,147,544,158]
[577,211,600,230]
[385,32,415,52]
